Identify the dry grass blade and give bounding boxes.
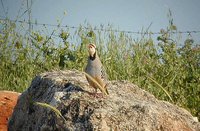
[83,71,109,96]
[34,102,67,123]
[147,76,174,103]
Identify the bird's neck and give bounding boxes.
[89,52,96,61]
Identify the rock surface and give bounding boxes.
[8,70,200,131]
[0,91,20,131]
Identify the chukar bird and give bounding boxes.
[85,43,109,96]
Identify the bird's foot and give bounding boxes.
[88,92,104,98]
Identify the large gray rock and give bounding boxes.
[8,70,200,131]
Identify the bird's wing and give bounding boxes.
[100,65,108,81]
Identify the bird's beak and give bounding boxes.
[88,45,92,48]
[88,44,96,49]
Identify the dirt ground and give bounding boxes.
[0,91,20,131]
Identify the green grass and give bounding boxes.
[0,18,199,120]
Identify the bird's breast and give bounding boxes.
[86,62,101,76]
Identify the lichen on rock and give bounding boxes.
[8,70,200,131]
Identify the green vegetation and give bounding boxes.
[0,17,199,120]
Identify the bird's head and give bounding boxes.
[88,43,96,58]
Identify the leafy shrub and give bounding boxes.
[0,18,199,119]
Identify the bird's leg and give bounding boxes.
[94,88,98,93]
[87,88,104,98]
[94,88,105,98]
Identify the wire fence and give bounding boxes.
[1,17,200,36]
